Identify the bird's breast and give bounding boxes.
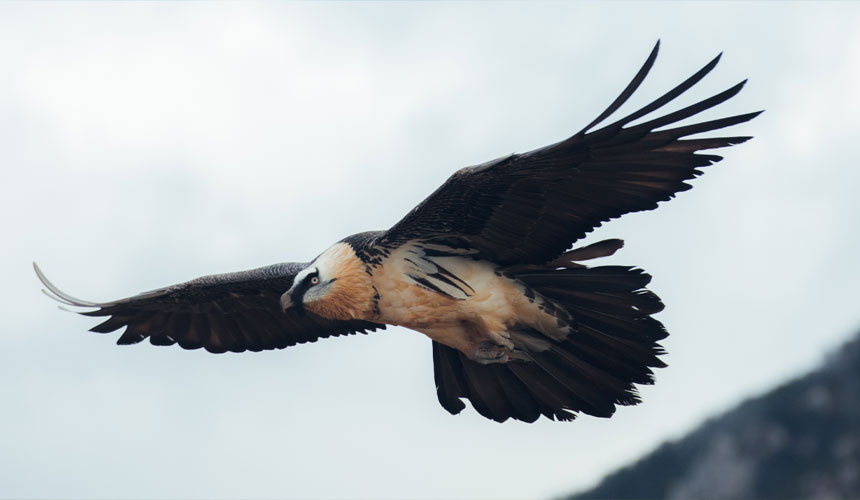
[370,242,524,331]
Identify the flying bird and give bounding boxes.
[35,42,759,423]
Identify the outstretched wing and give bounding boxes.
[375,41,761,265]
[34,262,385,353]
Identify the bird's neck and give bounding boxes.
[304,243,377,322]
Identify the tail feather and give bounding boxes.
[490,364,543,423]
[509,362,580,421]
[460,358,517,420]
[524,349,618,417]
[432,247,669,422]
[518,266,652,292]
[549,344,633,398]
[432,341,468,415]
[542,288,665,317]
[579,324,667,370]
[571,330,662,385]
[569,306,668,342]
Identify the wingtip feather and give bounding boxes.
[574,41,661,136]
[652,39,661,56]
[33,262,101,309]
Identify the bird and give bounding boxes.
[35,41,759,423]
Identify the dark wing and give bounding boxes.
[34,262,385,353]
[374,41,761,265]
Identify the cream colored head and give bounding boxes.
[280,242,375,321]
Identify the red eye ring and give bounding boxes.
[310,276,320,285]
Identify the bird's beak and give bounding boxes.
[280,291,294,312]
[280,287,305,315]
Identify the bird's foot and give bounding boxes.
[469,341,510,364]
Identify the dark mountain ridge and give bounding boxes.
[569,332,860,499]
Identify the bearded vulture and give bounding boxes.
[35,42,759,423]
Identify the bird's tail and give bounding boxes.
[432,239,668,422]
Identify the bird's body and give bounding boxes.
[35,42,759,422]
[323,237,564,363]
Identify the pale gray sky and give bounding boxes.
[2,2,859,499]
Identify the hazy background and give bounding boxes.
[2,2,859,499]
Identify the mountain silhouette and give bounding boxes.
[568,331,860,499]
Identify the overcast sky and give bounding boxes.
[2,2,859,499]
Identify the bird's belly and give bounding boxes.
[371,250,538,352]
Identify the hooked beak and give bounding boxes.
[280,288,304,315]
[280,292,293,311]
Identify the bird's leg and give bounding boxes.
[469,341,510,364]
[468,326,533,364]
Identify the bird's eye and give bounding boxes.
[310,276,319,285]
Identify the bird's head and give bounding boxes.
[280,265,330,315]
[280,242,373,321]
